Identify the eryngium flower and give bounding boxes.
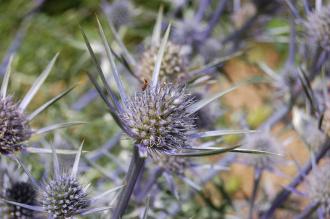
[42,175,90,218]
[138,42,186,82]
[0,54,82,156]
[0,97,31,154]
[308,162,330,216]
[304,5,330,51]
[242,132,281,170]
[5,182,36,219]
[120,84,195,156]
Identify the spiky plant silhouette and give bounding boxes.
[81,16,278,218]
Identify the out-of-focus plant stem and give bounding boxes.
[112,146,145,219]
[194,0,211,22]
[248,168,262,219]
[262,140,330,219]
[71,88,98,111]
[294,202,319,219]
[199,0,227,40]
[136,167,164,203]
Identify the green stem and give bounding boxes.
[112,146,145,219]
[248,168,262,219]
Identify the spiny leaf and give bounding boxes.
[27,86,76,121]
[170,145,241,157]
[19,53,58,110]
[151,24,172,88]
[187,76,268,114]
[190,129,256,138]
[71,141,84,178]
[25,147,81,155]
[33,121,86,135]
[1,55,13,98]
[81,28,122,112]
[151,6,163,45]
[1,199,45,212]
[105,15,136,67]
[96,17,128,103]
[91,185,125,202]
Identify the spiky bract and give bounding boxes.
[190,93,214,129]
[42,175,90,218]
[243,132,280,170]
[304,5,330,51]
[308,162,330,216]
[0,97,31,155]
[138,42,186,82]
[5,182,37,219]
[121,84,195,156]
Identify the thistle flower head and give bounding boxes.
[83,19,257,160]
[5,182,37,219]
[0,97,31,155]
[120,83,195,156]
[242,132,281,170]
[304,5,330,51]
[138,42,186,82]
[42,175,90,218]
[0,54,79,156]
[308,162,330,216]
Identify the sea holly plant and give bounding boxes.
[2,142,123,218]
[102,7,242,85]
[81,17,279,218]
[0,158,36,218]
[0,54,84,156]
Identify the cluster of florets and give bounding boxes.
[138,42,186,82]
[308,162,330,216]
[5,182,37,219]
[304,5,330,51]
[0,97,31,155]
[42,175,90,218]
[243,132,281,170]
[121,84,196,156]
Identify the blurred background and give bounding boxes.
[1,0,329,218]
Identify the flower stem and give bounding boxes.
[248,168,262,219]
[112,146,145,219]
[262,140,330,219]
[294,202,319,219]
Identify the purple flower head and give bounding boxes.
[0,97,31,154]
[120,83,195,157]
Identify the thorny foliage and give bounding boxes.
[1,0,330,218]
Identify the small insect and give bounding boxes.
[142,79,149,91]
